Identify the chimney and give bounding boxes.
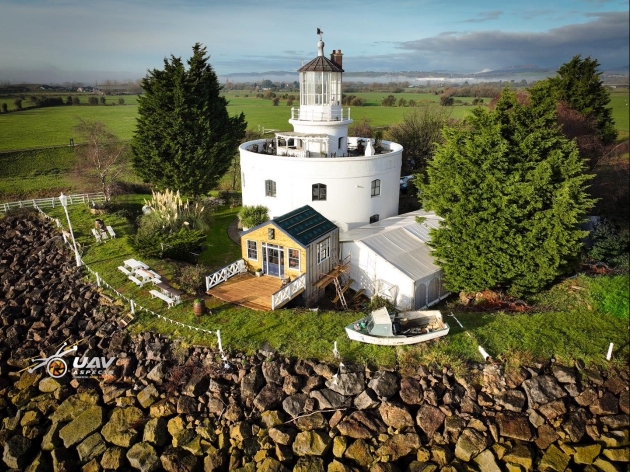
[331,50,343,68]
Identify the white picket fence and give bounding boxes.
[271,274,306,310]
[0,192,106,213]
[205,259,247,290]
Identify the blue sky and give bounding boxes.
[0,0,627,83]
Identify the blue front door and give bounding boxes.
[263,244,284,278]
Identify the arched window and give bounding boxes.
[312,183,327,201]
[265,180,276,197]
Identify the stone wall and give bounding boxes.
[1,212,629,471]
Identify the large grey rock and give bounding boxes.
[126,442,160,472]
[326,372,365,396]
[354,390,380,410]
[310,388,349,409]
[283,393,308,418]
[522,375,565,408]
[241,368,264,399]
[368,371,399,398]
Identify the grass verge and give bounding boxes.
[36,200,629,371]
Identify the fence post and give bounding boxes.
[130,299,135,314]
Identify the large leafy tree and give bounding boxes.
[543,55,617,145]
[421,89,594,296]
[132,43,246,196]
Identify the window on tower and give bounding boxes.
[312,183,327,201]
[371,179,381,197]
[265,180,276,197]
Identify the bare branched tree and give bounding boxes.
[74,118,128,201]
[386,105,451,176]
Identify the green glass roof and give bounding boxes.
[273,205,337,246]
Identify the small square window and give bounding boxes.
[312,183,327,201]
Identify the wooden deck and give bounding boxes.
[207,273,283,311]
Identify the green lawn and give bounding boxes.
[35,198,628,371]
[2,89,627,150]
[609,90,629,138]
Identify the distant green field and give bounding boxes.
[0,89,627,151]
[609,90,629,134]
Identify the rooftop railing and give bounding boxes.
[290,107,351,122]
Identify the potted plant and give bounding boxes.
[193,298,206,316]
[255,268,263,277]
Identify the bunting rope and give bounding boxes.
[34,205,218,338]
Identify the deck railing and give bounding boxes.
[271,274,306,310]
[0,192,106,213]
[205,259,246,291]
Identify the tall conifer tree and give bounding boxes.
[132,44,246,196]
[544,55,617,145]
[421,89,595,296]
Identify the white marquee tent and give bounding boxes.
[339,210,449,310]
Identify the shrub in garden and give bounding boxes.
[132,189,213,262]
[174,263,211,295]
[588,219,630,268]
[238,205,268,229]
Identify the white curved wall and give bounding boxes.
[240,139,403,231]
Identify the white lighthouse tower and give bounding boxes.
[239,30,403,231]
[288,29,350,157]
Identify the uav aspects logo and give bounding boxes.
[28,343,78,378]
[28,342,117,379]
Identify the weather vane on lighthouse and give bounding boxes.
[317,28,324,40]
